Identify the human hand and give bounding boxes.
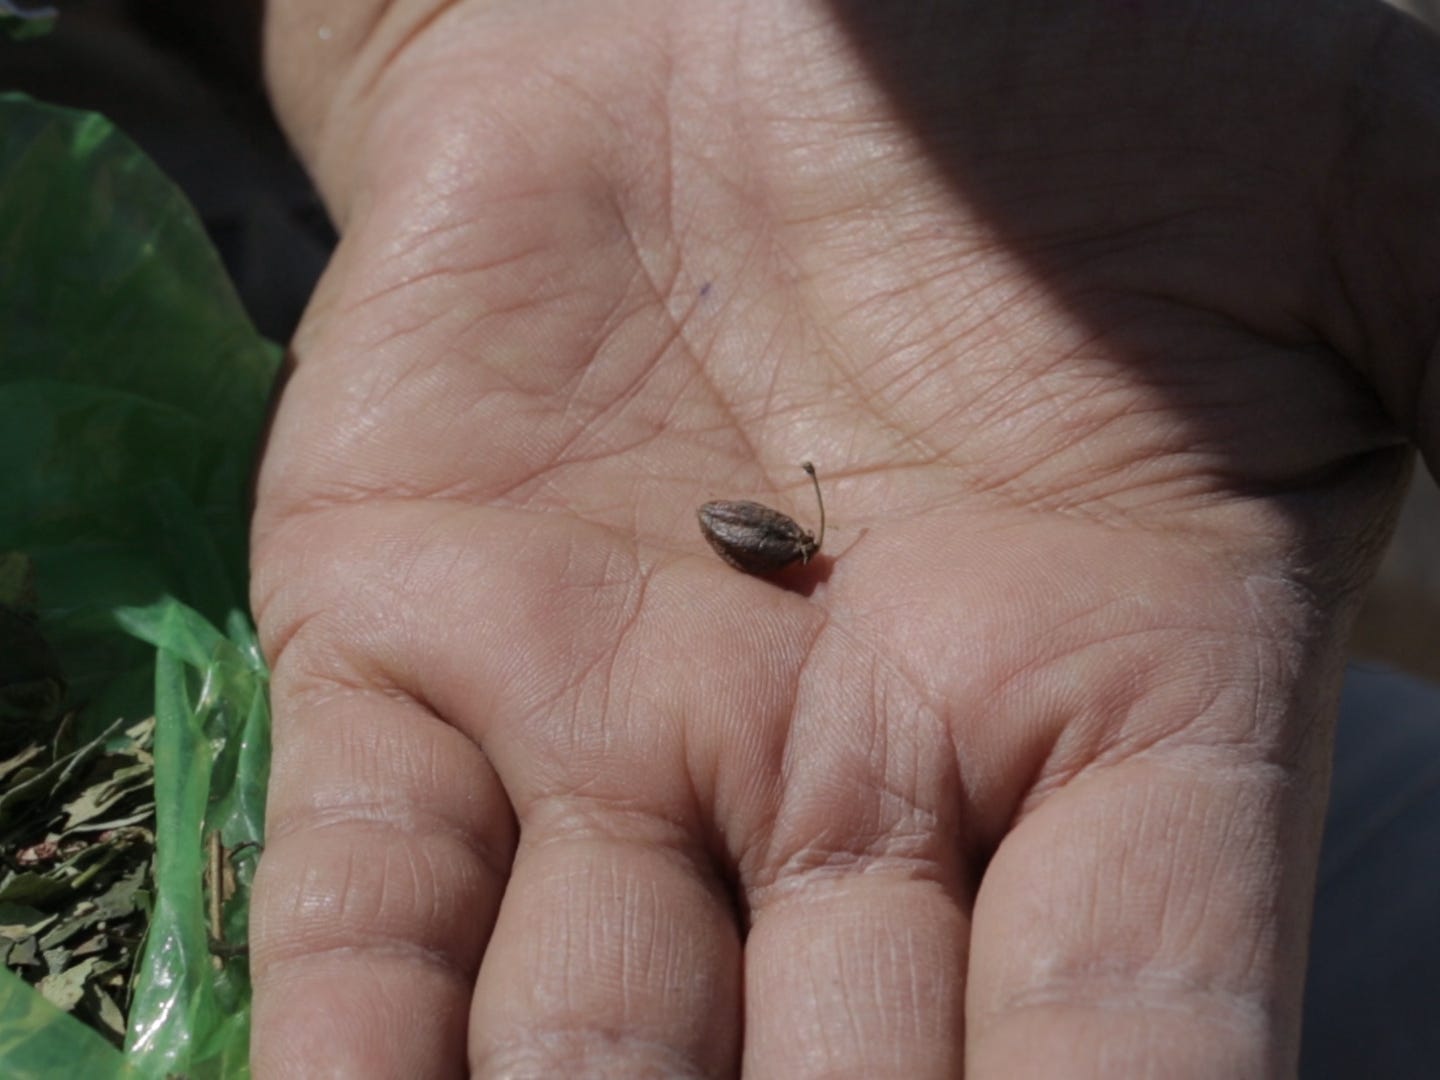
[249,2,1440,1075]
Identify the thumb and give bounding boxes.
[1315,6,1440,469]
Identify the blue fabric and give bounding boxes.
[1302,663,1440,1078]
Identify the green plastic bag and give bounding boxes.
[0,92,281,1077]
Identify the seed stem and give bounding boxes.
[801,462,824,553]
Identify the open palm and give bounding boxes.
[249,2,1439,1075]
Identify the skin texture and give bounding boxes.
[250,1,1440,1076]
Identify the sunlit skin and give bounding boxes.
[250,2,1440,1076]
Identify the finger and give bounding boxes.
[450,557,774,1074]
[737,643,974,1078]
[964,747,1328,1077]
[744,874,970,1078]
[252,499,750,1076]
[250,535,518,1078]
[468,813,741,1076]
[397,524,810,1075]
[250,684,515,1078]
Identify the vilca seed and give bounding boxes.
[697,462,826,575]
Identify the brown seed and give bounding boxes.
[697,462,826,575]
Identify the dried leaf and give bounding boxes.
[67,933,108,959]
[5,932,38,967]
[40,944,70,976]
[0,870,69,906]
[60,761,153,830]
[124,716,156,744]
[0,901,55,940]
[87,982,127,1040]
[68,806,156,835]
[37,955,99,1012]
[0,741,44,786]
[0,715,130,827]
[39,908,99,952]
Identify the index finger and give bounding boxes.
[965,747,1325,1076]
